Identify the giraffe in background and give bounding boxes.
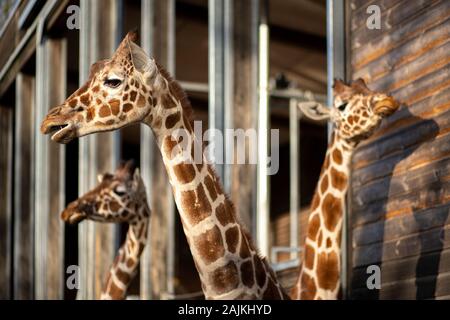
[62,161,150,300]
[291,78,400,299]
[41,32,288,300]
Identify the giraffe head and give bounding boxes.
[61,161,148,224]
[299,78,400,144]
[41,31,161,143]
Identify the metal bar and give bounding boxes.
[250,0,259,237]
[289,98,299,260]
[256,0,270,259]
[270,88,327,103]
[208,0,225,181]
[165,0,176,298]
[140,0,155,300]
[179,81,209,93]
[327,0,347,298]
[223,0,233,194]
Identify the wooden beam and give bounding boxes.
[77,0,122,300]
[14,73,35,299]
[141,0,176,299]
[91,0,122,299]
[35,37,66,300]
[229,0,259,232]
[0,106,13,299]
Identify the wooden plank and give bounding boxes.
[14,73,35,299]
[352,152,450,217]
[353,203,450,247]
[147,0,176,299]
[228,0,258,231]
[355,36,450,90]
[351,248,450,290]
[348,0,450,299]
[35,37,67,300]
[353,224,450,267]
[46,38,66,300]
[0,106,13,299]
[92,0,121,299]
[351,1,450,69]
[353,106,449,173]
[351,271,450,300]
[351,0,440,47]
[352,178,450,228]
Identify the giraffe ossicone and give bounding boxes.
[61,160,151,300]
[292,78,400,300]
[41,31,288,300]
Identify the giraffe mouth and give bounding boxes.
[42,121,75,143]
[61,210,86,224]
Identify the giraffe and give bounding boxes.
[61,161,150,300]
[290,78,400,300]
[40,31,288,300]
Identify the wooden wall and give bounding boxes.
[348,0,450,299]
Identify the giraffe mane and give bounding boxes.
[155,63,194,127]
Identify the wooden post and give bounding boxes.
[229,0,259,233]
[141,0,176,299]
[92,0,122,299]
[35,37,66,299]
[78,0,122,299]
[0,106,13,299]
[14,73,35,299]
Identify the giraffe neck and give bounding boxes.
[142,69,288,300]
[291,132,355,300]
[101,205,150,300]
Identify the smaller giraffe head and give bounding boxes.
[41,31,159,143]
[299,78,400,143]
[61,161,149,224]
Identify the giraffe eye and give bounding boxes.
[104,78,122,88]
[338,102,348,111]
[113,185,126,196]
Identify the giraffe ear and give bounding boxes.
[132,168,141,190]
[113,31,151,73]
[333,79,351,95]
[298,101,331,121]
[129,42,152,73]
[351,78,372,95]
[133,168,140,180]
[97,174,103,183]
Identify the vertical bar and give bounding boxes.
[208,0,225,181]
[165,0,176,298]
[92,0,122,299]
[228,0,259,233]
[147,0,176,299]
[78,0,95,300]
[140,0,154,300]
[223,0,233,195]
[35,34,49,300]
[47,38,67,300]
[256,0,269,259]
[35,37,67,300]
[289,98,299,260]
[0,106,13,299]
[327,0,347,298]
[14,74,35,299]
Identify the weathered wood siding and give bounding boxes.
[348,0,450,299]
